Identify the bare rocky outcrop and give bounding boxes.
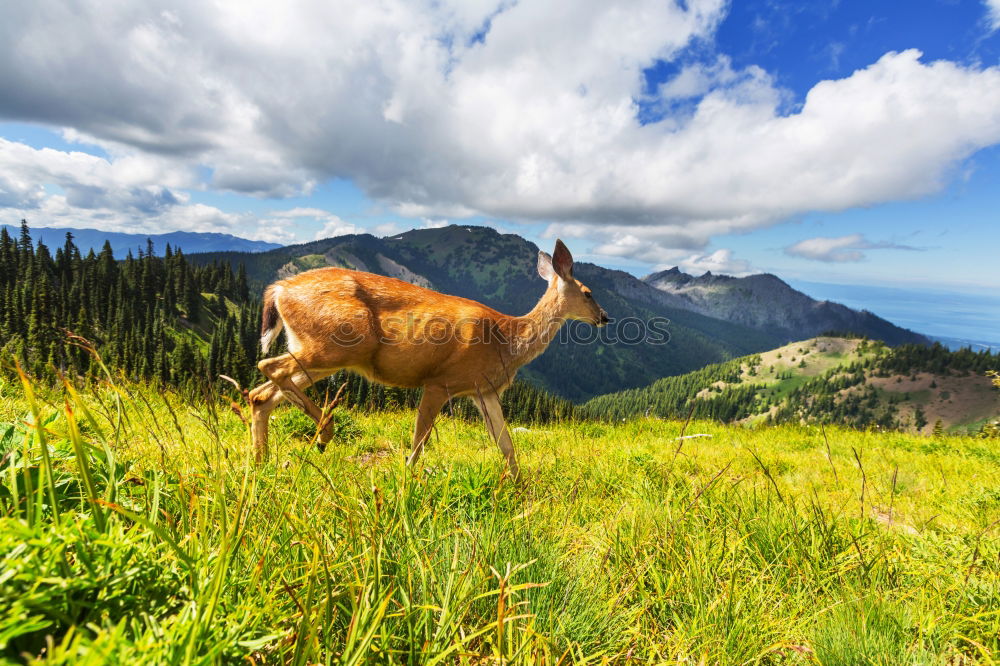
[376,253,433,288]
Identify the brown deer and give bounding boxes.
[248,239,607,478]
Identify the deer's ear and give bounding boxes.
[537,251,555,281]
[552,239,573,280]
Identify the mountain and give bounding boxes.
[1,224,281,256]
[644,267,928,346]
[583,336,1000,435]
[191,225,783,401]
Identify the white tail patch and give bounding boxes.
[260,285,285,354]
[261,319,283,354]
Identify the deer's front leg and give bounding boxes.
[476,390,521,481]
[407,386,450,467]
[249,380,283,463]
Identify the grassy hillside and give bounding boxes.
[584,336,1000,434]
[1,373,998,663]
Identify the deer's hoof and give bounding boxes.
[317,423,335,444]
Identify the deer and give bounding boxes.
[248,239,608,479]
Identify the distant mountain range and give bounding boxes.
[931,336,1000,353]
[189,224,927,401]
[1,224,281,256]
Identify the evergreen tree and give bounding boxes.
[0,221,263,392]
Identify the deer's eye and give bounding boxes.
[584,291,593,299]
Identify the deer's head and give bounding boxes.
[538,239,609,327]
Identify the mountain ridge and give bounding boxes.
[643,266,928,347]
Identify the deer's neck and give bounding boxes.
[508,286,565,366]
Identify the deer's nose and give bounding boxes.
[598,310,610,327]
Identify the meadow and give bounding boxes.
[1,370,998,664]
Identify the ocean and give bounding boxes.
[788,280,1000,351]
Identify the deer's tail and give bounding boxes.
[260,284,284,354]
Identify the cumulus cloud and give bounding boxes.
[315,218,365,240]
[0,137,296,243]
[554,219,754,265]
[272,208,332,220]
[0,137,194,213]
[784,233,921,263]
[676,249,753,275]
[372,222,402,236]
[2,2,1000,262]
[260,207,363,240]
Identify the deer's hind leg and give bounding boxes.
[406,386,451,468]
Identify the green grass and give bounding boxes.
[759,373,811,401]
[291,254,334,272]
[0,371,998,664]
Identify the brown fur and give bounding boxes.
[249,239,607,479]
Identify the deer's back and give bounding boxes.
[274,267,517,392]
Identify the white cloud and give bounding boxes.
[0,137,298,242]
[372,222,402,236]
[273,207,334,219]
[256,207,366,240]
[234,224,299,245]
[0,137,194,214]
[551,219,754,265]
[784,233,921,263]
[1,3,1000,262]
[260,207,366,240]
[986,0,1000,31]
[315,217,364,240]
[677,249,752,275]
[655,55,747,102]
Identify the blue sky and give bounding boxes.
[1,0,999,295]
[706,0,1000,289]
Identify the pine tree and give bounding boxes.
[18,219,32,254]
